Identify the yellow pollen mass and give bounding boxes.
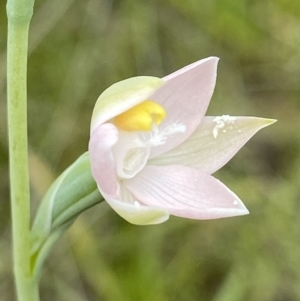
[114,100,166,131]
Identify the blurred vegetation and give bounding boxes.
[1,0,299,300]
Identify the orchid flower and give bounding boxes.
[89,57,275,225]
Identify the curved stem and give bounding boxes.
[6,0,37,300]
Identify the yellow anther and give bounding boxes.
[114,100,166,131]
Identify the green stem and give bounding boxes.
[6,0,38,300]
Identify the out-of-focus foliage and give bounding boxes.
[1,0,299,300]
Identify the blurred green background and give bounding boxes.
[0,0,299,300]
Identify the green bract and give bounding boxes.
[30,152,102,278]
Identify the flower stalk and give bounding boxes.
[6,0,38,300]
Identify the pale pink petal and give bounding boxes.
[163,57,217,81]
[91,77,164,134]
[149,57,219,158]
[89,123,119,198]
[124,165,248,220]
[149,117,276,174]
[103,184,169,225]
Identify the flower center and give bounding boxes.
[113,133,150,179]
[112,100,186,180]
[123,148,147,171]
[113,100,166,131]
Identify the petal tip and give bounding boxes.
[265,118,277,125]
[206,56,220,69]
[214,206,249,219]
[208,56,220,63]
[235,207,250,216]
[255,117,277,130]
[221,198,249,218]
[233,197,250,216]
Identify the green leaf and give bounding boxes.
[30,152,103,278]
